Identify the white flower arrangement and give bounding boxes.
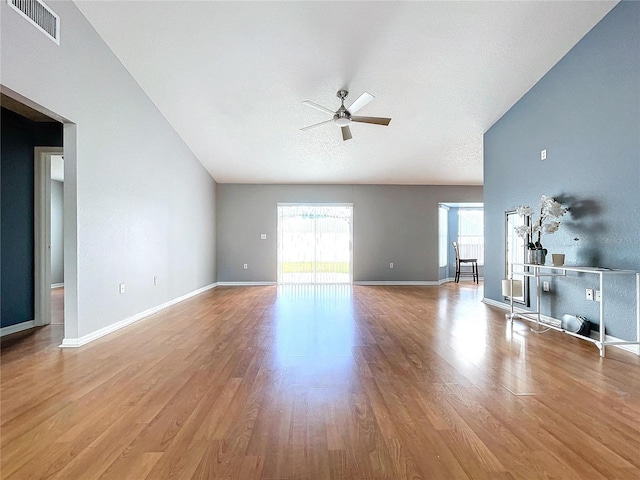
[515,195,568,250]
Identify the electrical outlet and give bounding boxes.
[119,283,125,294]
[595,290,601,302]
[243,263,248,270]
[260,234,266,240]
[153,276,159,285]
[543,281,550,292]
[389,262,394,269]
[586,288,594,301]
[541,149,547,160]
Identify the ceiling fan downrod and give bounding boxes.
[334,90,351,126]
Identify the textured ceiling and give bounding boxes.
[74,1,617,185]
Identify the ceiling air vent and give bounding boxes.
[8,0,60,45]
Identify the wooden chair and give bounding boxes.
[452,241,478,283]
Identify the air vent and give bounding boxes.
[8,0,60,45]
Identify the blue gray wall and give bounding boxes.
[217,184,482,283]
[0,108,63,328]
[484,1,640,339]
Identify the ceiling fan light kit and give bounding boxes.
[301,89,391,141]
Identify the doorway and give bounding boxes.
[277,204,353,284]
[34,147,64,327]
[1,91,77,345]
[50,155,64,324]
[439,202,484,283]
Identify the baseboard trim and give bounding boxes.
[607,338,640,355]
[51,283,64,289]
[440,277,484,284]
[59,283,218,348]
[354,281,440,286]
[483,297,639,355]
[1,320,36,337]
[482,297,526,312]
[216,280,483,287]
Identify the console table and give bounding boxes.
[507,264,640,357]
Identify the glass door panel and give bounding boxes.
[278,205,352,284]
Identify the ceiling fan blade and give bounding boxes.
[347,92,374,114]
[351,116,391,126]
[302,100,335,116]
[300,119,334,131]
[341,126,352,141]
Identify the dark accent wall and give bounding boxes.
[484,1,640,339]
[0,108,63,328]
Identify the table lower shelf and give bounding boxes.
[506,311,640,355]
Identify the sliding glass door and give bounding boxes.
[277,204,353,284]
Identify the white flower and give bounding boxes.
[542,221,561,234]
[544,200,567,218]
[516,205,534,217]
[513,195,568,244]
[515,225,529,238]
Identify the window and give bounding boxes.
[458,209,484,265]
[438,206,448,267]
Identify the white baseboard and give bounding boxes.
[602,335,640,355]
[354,281,440,286]
[440,277,484,284]
[51,283,64,289]
[1,320,36,337]
[483,297,561,326]
[59,283,218,348]
[483,297,639,355]
[216,280,483,287]
[482,297,504,310]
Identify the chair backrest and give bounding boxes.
[452,241,460,262]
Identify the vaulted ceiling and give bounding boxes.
[74,1,617,185]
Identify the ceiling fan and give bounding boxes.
[301,89,391,141]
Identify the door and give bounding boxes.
[277,204,353,284]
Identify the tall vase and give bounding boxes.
[528,249,547,265]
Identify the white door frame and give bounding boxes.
[34,146,63,327]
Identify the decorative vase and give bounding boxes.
[528,249,547,265]
[552,253,565,266]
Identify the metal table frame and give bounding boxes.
[507,264,640,357]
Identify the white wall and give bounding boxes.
[1,1,217,339]
[51,180,64,285]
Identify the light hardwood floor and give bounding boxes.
[2,283,640,479]
[51,287,64,325]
